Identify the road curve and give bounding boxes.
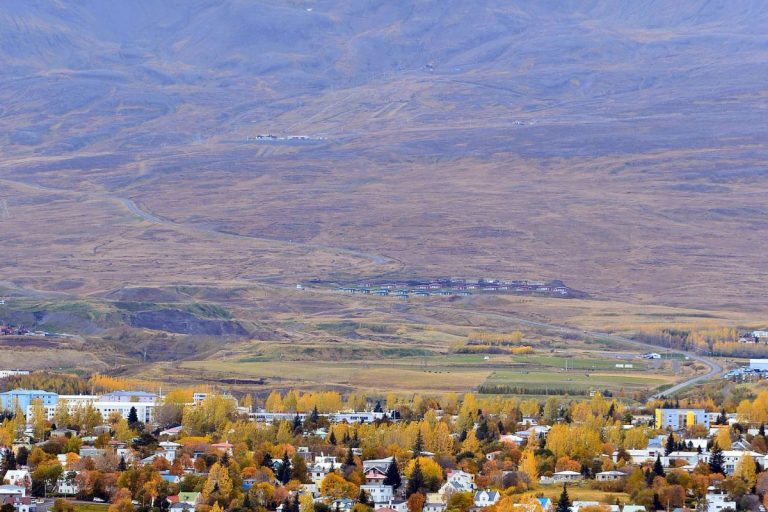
[419,303,723,399]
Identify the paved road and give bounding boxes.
[419,303,723,399]
[1,177,724,397]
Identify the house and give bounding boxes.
[706,489,736,512]
[1,495,35,512]
[364,457,394,474]
[159,426,183,438]
[176,492,202,508]
[361,484,393,504]
[622,506,646,512]
[210,442,233,456]
[56,472,79,495]
[423,495,446,512]
[537,498,553,512]
[595,471,626,482]
[474,490,500,508]
[485,451,502,461]
[161,474,181,484]
[0,486,26,499]
[550,471,583,483]
[662,451,702,468]
[376,501,408,512]
[365,467,388,485]
[311,455,339,485]
[614,449,660,465]
[79,446,105,458]
[2,470,31,491]
[572,502,600,512]
[499,434,525,447]
[50,428,78,438]
[330,498,356,512]
[701,450,763,475]
[445,470,476,490]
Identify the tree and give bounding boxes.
[446,492,473,512]
[710,443,725,475]
[734,453,757,488]
[345,448,355,468]
[653,455,666,478]
[329,431,337,446]
[406,458,424,497]
[320,473,359,501]
[30,398,48,441]
[127,407,139,428]
[291,453,309,484]
[407,492,425,512]
[519,447,539,487]
[51,499,75,512]
[412,431,423,457]
[384,459,402,490]
[665,433,676,456]
[108,489,134,512]
[556,485,572,512]
[358,489,371,506]
[279,451,292,485]
[715,428,732,450]
[405,457,443,493]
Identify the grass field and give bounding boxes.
[73,503,109,512]
[174,341,684,398]
[537,485,630,505]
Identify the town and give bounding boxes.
[324,279,584,299]
[1,374,767,512]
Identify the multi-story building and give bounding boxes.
[655,408,709,430]
[19,390,160,424]
[0,389,57,412]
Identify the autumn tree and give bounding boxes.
[519,447,538,488]
[320,472,359,501]
[734,453,757,488]
[407,492,425,512]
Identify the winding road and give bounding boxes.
[1,177,723,397]
[418,302,723,398]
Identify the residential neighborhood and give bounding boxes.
[1,376,768,512]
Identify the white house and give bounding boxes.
[550,471,583,483]
[375,501,408,512]
[361,484,393,504]
[445,470,475,490]
[56,472,79,496]
[706,489,736,512]
[474,490,500,508]
[595,471,626,482]
[2,471,31,491]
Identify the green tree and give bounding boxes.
[278,451,292,485]
[406,458,424,497]
[556,485,571,512]
[412,431,423,457]
[127,407,139,428]
[384,458,401,490]
[710,443,725,475]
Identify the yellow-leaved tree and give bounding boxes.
[734,453,756,488]
[519,447,538,488]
